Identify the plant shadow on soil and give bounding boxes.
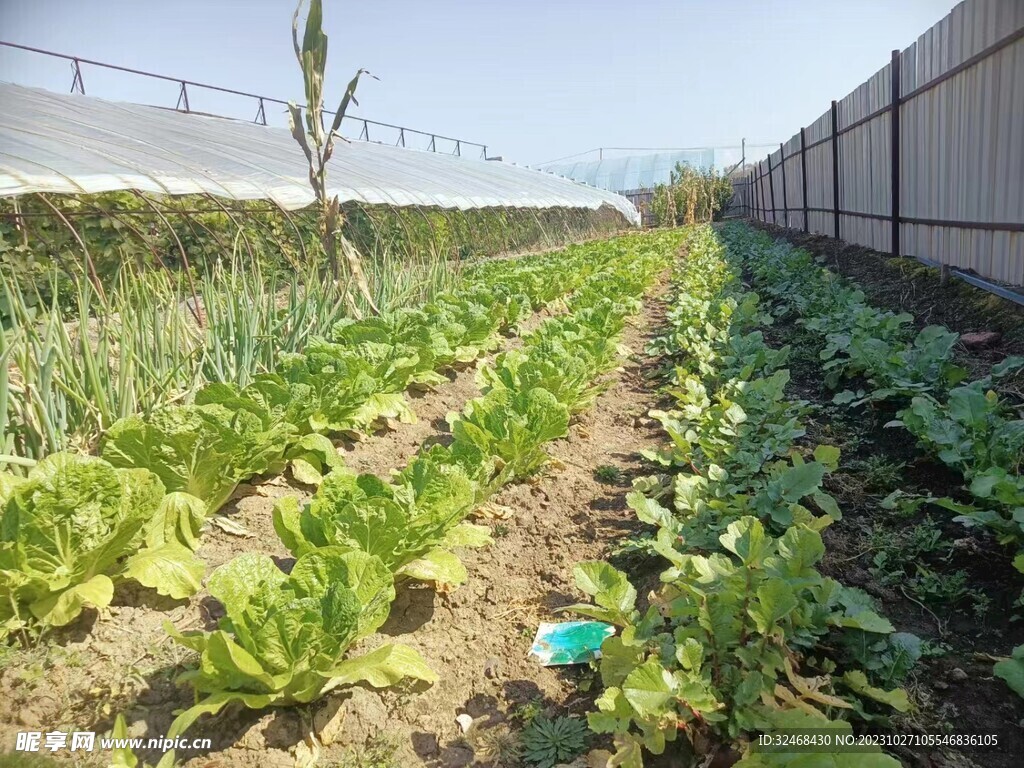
[748,223,1024,767]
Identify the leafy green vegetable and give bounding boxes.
[282,433,345,485]
[0,453,165,639]
[277,339,418,434]
[165,548,435,736]
[994,644,1024,700]
[102,403,290,513]
[478,344,602,414]
[895,384,1024,477]
[109,713,176,768]
[273,454,481,588]
[448,387,569,489]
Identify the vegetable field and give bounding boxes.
[3,223,1024,768]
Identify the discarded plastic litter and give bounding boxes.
[529,621,614,666]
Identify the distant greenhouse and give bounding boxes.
[536,149,716,194]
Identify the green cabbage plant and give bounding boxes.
[0,453,165,640]
[101,403,291,513]
[273,452,489,588]
[447,387,570,489]
[166,548,435,737]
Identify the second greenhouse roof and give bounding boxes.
[538,150,717,192]
[0,83,640,225]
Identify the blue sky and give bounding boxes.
[0,0,959,166]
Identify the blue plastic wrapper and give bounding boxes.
[528,621,615,666]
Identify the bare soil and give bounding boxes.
[0,283,670,768]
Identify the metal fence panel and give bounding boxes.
[736,0,1024,287]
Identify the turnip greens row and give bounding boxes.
[727,224,1024,702]
[568,226,908,768]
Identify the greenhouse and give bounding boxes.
[1,1,1024,767]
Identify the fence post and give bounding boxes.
[754,168,760,220]
[759,162,767,222]
[753,165,761,219]
[890,48,901,257]
[753,168,759,220]
[779,142,788,228]
[800,127,809,233]
[760,161,767,222]
[767,153,777,225]
[831,99,840,239]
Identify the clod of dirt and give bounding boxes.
[325,688,389,747]
[263,709,304,749]
[414,731,440,756]
[236,719,268,751]
[960,331,1002,348]
[483,657,502,679]
[313,696,346,746]
[948,668,969,683]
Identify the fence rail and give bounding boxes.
[734,0,1024,286]
[0,40,490,158]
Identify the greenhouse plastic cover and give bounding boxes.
[0,83,639,225]
[538,150,717,193]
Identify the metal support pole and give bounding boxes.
[890,49,902,257]
[176,81,190,112]
[749,170,755,217]
[70,58,85,94]
[779,142,788,228]
[831,99,840,239]
[254,97,267,125]
[741,138,747,213]
[754,168,760,221]
[767,153,777,225]
[758,162,767,222]
[800,127,809,233]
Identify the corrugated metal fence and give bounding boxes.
[735,0,1024,286]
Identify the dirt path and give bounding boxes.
[158,277,671,768]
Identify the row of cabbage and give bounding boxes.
[161,232,676,741]
[568,226,909,767]
[0,239,632,644]
[724,223,1024,698]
